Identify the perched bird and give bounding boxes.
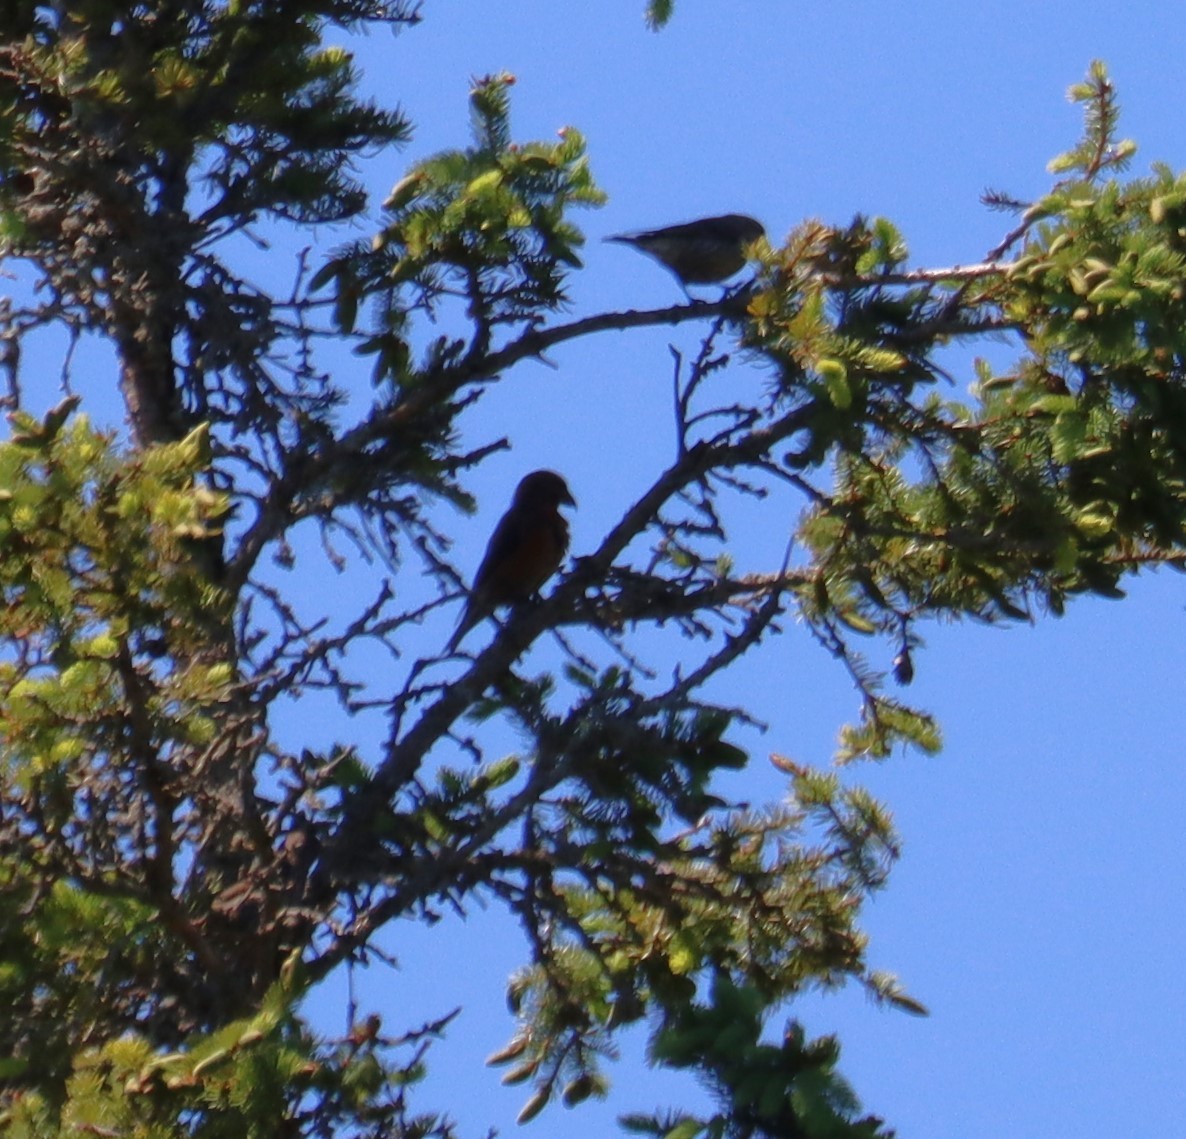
[447,470,576,651]
[606,213,765,289]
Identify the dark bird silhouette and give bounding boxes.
[606,213,765,289]
[447,470,576,652]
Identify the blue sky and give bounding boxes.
[312,6,1186,1136]
[17,4,1186,1137]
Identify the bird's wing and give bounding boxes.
[471,506,532,596]
[446,508,523,651]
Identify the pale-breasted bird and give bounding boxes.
[606,213,765,289]
[446,470,576,652]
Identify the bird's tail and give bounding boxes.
[445,603,479,654]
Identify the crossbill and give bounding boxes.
[606,213,765,288]
[447,470,576,652]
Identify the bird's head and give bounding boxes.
[514,469,576,510]
[719,214,766,246]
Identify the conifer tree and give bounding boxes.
[1,6,1183,1136]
